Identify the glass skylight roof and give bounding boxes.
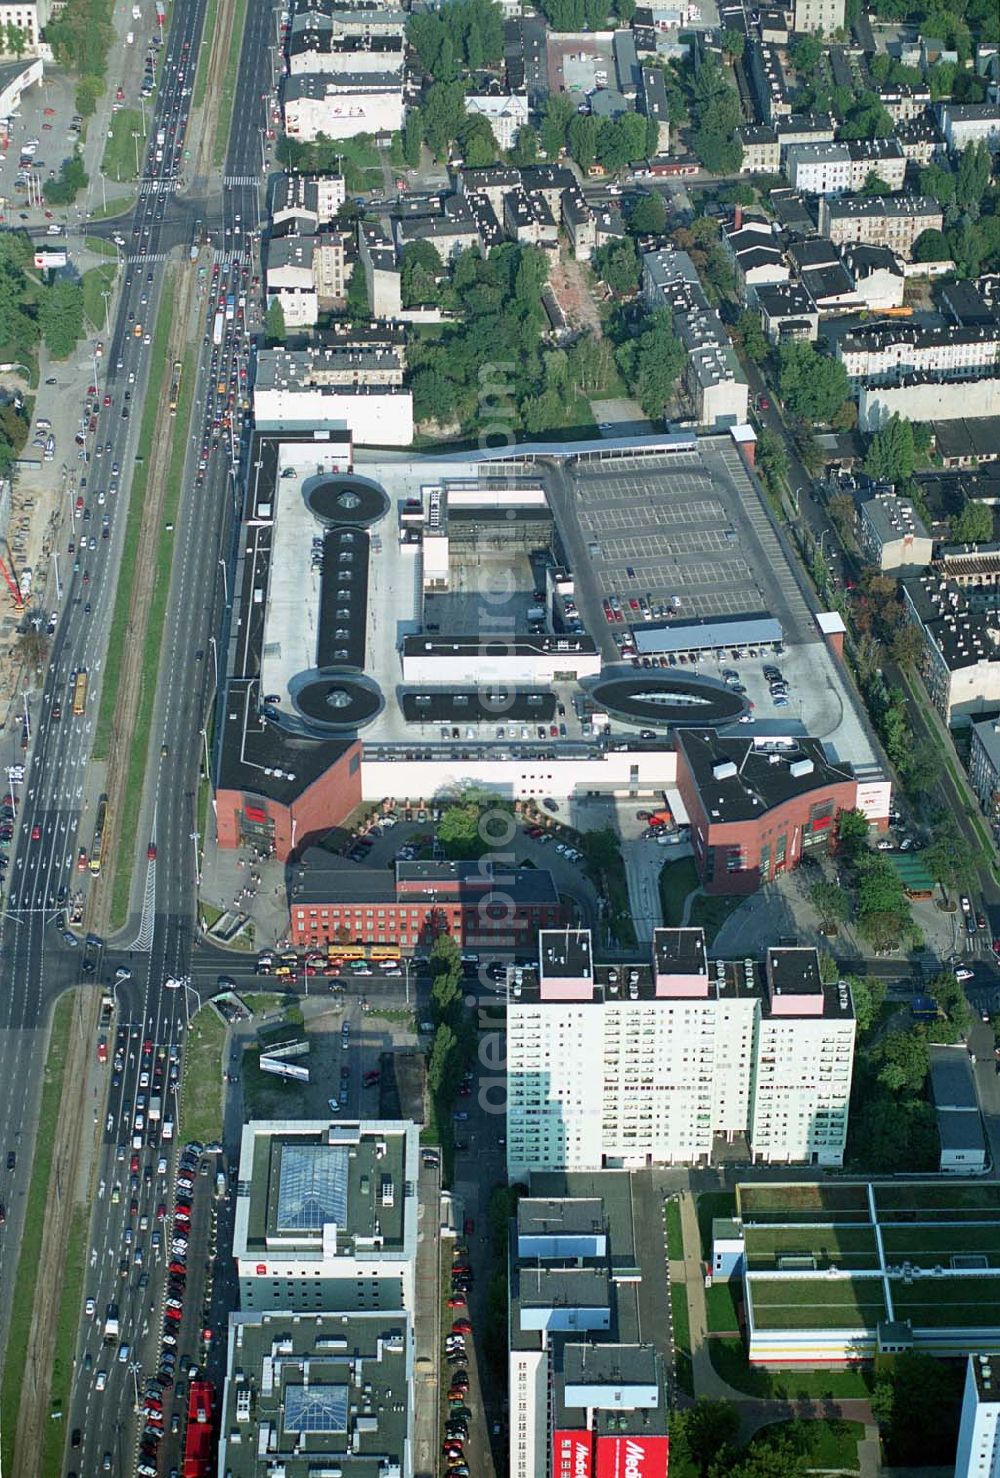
[284,1383,349,1434]
[276,1144,349,1232]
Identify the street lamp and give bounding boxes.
[190,829,201,886]
[131,131,142,178]
[101,288,112,335]
[183,979,203,1027]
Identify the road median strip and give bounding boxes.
[0,993,82,1476]
[213,0,250,166]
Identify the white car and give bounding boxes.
[85,1296,96,1316]
[955,967,975,982]
[115,966,132,981]
[95,1370,107,1391]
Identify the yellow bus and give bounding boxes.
[90,794,108,877]
[168,360,182,416]
[72,669,88,716]
[327,943,366,961]
[370,944,401,960]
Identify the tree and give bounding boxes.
[567,113,598,172]
[952,497,993,544]
[614,0,636,20]
[872,1352,968,1468]
[42,150,88,205]
[889,622,926,670]
[403,109,423,168]
[264,297,286,343]
[860,169,893,194]
[422,80,467,158]
[427,1021,458,1091]
[720,26,745,56]
[509,124,538,166]
[688,54,743,174]
[594,238,639,295]
[38,279,84,359]
[778,342,851,424]
[864,413,915,484]
[789,32,823,71]
[911,228,951,262]
[846,974,887,1035]
[956,140,991,210]
[809,879,850,931]
[671,1401,740,1477]
[540,93,574,158]
[628,189,667,237]
[923,819,976,901]
[614,308,684,420]
[836,807,870,860]
[735,310,767,363]
[456,113,498,167]
[927,969,972,1036]
[4,22,26,55]
[438,803,487,858]
[579,827,621,875]
[755,429,789,499]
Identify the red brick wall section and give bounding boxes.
[214,741,362,863]
[699,778,859,895]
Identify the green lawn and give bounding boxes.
[874,1182,1000,1216]
[41,1203,88,1475]
[881,1223,1000,1265]
[101,107,145,182]
[193,0,220,107]
[697,1190,737,1262]
[0,994,75,1473]
[659,856,698,927]
[665,1197,684,1262]
[705,1276,741,1334]
[689,890,747,946]
[213,0,249,166]
[748,1419,863,1472]
[744,1223,880,1271]
[179,1006,227,1144]
[748,1275,886,1331]
[81,261,117,334]
[739,1182,871,1221]
[84,234,120,257]
[93,290,172,758]
[892,1278,1000,1328]
[670,1280,693,1396]
[709,1338,874,1399]
[87,196,132,220]
[108,336,195,929]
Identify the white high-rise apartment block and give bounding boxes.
[957,1355,1000,1478]
[506,931,855,1180]
[749,950,855,1165]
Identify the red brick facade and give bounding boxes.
[675,755,859,896]
[215,741,363,863]
[291,878,565,951]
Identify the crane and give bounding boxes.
[0,542,23,614]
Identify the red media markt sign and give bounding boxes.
[595,1435,670,1478]
[553,1430,593,1478]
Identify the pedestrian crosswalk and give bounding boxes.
[138,178,175,194]
[124,251,170,264]
[224,174,259,187]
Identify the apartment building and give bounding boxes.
[464,90,529,150]
[895,110,945,165]
[265,233,347,326]
[282,71,403,141]
[837,323,1000,386]
[841,244,905,310]
[505,928,855,1181]
[860,375,1000,431]
[643,247,748,426]
[755,281,820,343]
[969,716,1000,825]
[724,220,790,299]
[0,0,49,50]
[857,491,933,571]
[737,125,780,174]
[359,218,401,317]
[902,575,1000,725]
[937,102,1000,154]
[288,26,405,76]
[232,1119,419,1313]
[253,339,413,446]
[819,194,944,256]
[792,0,844,34]
[749,951,855,1165]
[510,1182,671,1478]
[786,141,852,194]
[271,171,346,230]
[956,1355,1000,1478]
[640,65,671,152]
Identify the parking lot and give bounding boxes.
[575,455,774,623]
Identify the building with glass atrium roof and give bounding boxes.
[232,1119,420,1313]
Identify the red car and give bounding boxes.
[156,1203,166,1220]
[30,824,40,840]
[164,1306,183,1322]
[447,1295,466,1308]
[131,1153,140,1173]
[452,1319,472,1334]
[103,394,111,407]
[147,842,157,860]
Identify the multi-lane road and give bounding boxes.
[0,0,279,1463]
